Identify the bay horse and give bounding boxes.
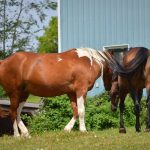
[100,47,150,132]
[110,63,143,133]
[0,48,111,137]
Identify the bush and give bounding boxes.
[0,86,6,98]
[27,92,147,133]
[28,95,73,133]
[85,93,119,130]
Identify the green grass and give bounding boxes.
[1,127,150,150]
[27,95,41,103]
[0,95,41,103]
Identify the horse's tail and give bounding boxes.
[0,106,9,118]
[99,47,149,77]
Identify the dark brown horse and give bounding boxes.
[110,64,143,133]
[101,47,149,132]
[0,48,112,137]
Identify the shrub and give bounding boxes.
[0,86,6,98]
[27,92,147,133]
[28,95,73,133]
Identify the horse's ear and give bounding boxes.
[109,49,114,55]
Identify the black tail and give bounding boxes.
[99,47,149,77]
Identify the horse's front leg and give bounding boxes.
[76,88,87,132]
[64,94,78,132]
[77,95,86,132]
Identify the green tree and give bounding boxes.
[37,17,58,53]
[0,0,57,56]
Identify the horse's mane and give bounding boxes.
[99,47,149,77]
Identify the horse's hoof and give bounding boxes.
[80,130,87,133]
[21,133,31,138]
[80,128,87,132]
[119,128,126,133]
[145,128,150,132]
[136,129,141,132]
[14,134,20,138]
[23,135,31,139]
[64,127,71,132]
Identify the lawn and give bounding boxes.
[27,95,41,103]
[1,127,150,150]
[0,95,41,103]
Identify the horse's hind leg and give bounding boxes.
[130,89,142,132]
[10,92,30,137]
[119,93,126,133]
[119,102,126,133]
[145,89,150,132]
[64,93,78,132]
[17,101,30,138]
[10,97,20,137]
[145,80,150,132]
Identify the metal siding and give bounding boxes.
[145,0,150,46]
[78,0,84,47]
[60,0,68,50]
[60,0,150,51]
[67,0,73,49]
[60,0,150,96]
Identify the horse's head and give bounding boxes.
[103,62,113,91]
[109,74,119,112]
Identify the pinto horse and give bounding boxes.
[101,47,150,132]
[0,48,111,137]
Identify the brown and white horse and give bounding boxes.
[0,48,111,137]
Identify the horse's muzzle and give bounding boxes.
[111,104,117,112]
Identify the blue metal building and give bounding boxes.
[58,0,150,96]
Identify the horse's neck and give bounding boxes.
[91,51,109,79]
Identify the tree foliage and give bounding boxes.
[37,17,58,53]
[0,0,57,57]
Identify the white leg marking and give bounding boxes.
[64,117,76,132]
[77,96,86,132]
[13,119,20,137]
[17,102,30,138]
